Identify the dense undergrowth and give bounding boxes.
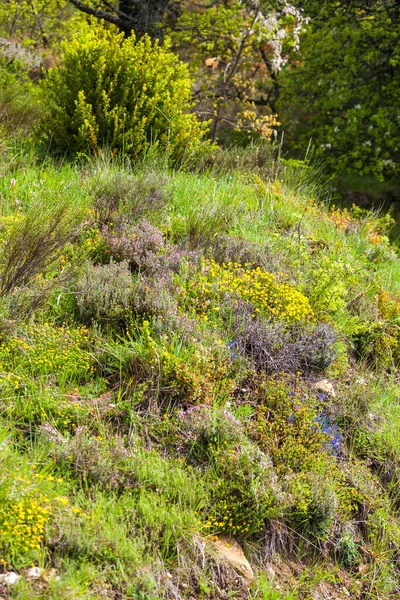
[0,142,400,600]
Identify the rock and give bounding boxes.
[27,567,43,579]
[209,535,254,585]
[312,379,336,398]
[0,572,21,585]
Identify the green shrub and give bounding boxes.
[250,374,330,473]
[203,439,284,539]
[39,23,210,163]
[73,261,134,330]
[0,323,93,383]
[0,202,83,298]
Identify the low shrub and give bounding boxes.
[151,409,288,540]
[335,524,360,568]
[73,260,134,330]
[130,273,179,319]
[208,233,270,268]
[230,303,336,374]
[102,219,164,272]
[90,168,170,225]
[40,424,136,490]
[249,374,331,473]
[102,218,198,276]
[353,321,400,368]
[163,405,244,465]
[0,323,93,382]
[181,260,314,324]
[39,23,210,163]
[352,288,400,367]
[0,201,83,298]
[98,320,233,410]
[202,439,284,539]
[294,323,337,371]
[306,254,361,318]
[285,471,338,541]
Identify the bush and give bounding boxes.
[0,202,83,298]
[250,374,331,473]
[203,439,284,539]
[231,303,336,374]
[208,233,270,268]
[180,260,315,324]
[40,425,136,490]
[39,23,210,163]
[102,218,197,275]
[90,168,170,225]
[73,261,134,330]
[98,320,233,410]
[102,219,164,272]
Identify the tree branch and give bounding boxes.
[68,0,135,32]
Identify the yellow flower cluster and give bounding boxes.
[0,371,22,391]
[0,214,24,240]
[206,260,314,323]
[0,470,89,563]
[0,495,50,554]
[201,507,252,536]
[81,226,105,256]
[0,324,93,378]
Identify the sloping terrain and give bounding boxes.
[0,150,400,599]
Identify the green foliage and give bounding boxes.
[0,65,42,145]
[279,0,400,181]
[251,374,330,474]
[0,0,84,49]
[1,144,400,597]
[170,0,307,140]
[335,525,360,568]
[0,323,93,382]
[38,23,210,163]
[203,439,283,538]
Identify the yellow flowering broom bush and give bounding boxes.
[180,260,314,324]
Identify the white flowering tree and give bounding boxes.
[278,0,400,182]
[170,0,309,141]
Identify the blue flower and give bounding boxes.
[316,410,342,456]
[226,339,238,360]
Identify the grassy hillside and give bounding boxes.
[0,145,400,600]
